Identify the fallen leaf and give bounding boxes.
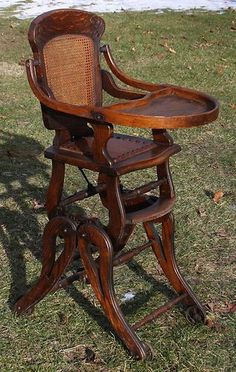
[216,65,224,75]
[213,190,224,203]
[215,228,228,237]
[227,303,236,313]
[159,41,176,54]
[206,318,223,331]
[168,47,176,54]
[61,345,97,364]
[229,103,236,109]
[131,47,136,52]
[159,41,168,48]
[206,301,236,314]
[115,36,120,42]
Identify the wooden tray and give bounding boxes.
[103,86,219,129]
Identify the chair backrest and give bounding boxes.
[28,9,105,106]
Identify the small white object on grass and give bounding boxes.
[121,291,136,302]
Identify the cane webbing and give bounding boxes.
[43,34,97,105]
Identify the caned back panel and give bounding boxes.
[43,34,96,105]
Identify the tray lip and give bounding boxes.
[104,85,218,114]
[100,84,219,129]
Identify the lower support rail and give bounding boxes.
[132,293,188,330]
[51,270,86,292]
[113,240,153,266]
[60,183,106,207]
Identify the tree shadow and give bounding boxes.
[0,129,49,307]
[65,256,177,337]
[0,128,178,338]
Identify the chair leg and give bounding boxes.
[14,217,76,315]
[46,160,65,219]
[98,173,130,252]
[144,213,206,323]
[78,223,153,360]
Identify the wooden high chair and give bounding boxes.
[15,9,219,360]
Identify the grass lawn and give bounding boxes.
[0,9,236,371]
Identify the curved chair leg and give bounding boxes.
[78,223,152,360]
[144,213,206,322]
[46,160,65,219]
[98,173,129,252]
[14,217,76,315]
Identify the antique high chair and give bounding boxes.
[15,9,219,359]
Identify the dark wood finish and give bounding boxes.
[26,57,219,129]
[15,9,219,360]
[15,216,77,314]
[133,293,188,330]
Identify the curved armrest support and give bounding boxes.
[101,69,145,100]
[101,44,168,92]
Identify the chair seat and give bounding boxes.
[45,133,181,175]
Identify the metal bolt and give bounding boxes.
[94,112,104,121]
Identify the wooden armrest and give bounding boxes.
[26,59,218,131]
[101,44,168,92]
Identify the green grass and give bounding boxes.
[0,10,236,371]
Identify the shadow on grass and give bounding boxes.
[0,129,178,342]
[66,257,177,339]
[122,260,175,316]
[0,129,49,307]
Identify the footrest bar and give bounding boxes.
[51,270,86,292]
[132,293,188,330]
[60,183,106,207]
[113,240,153,267]
[122,178,167,201]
